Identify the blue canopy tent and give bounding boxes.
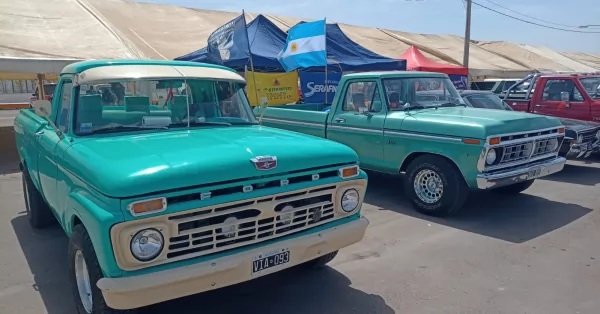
[176,15,405,72]
[176,15,287,72]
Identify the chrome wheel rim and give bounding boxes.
[414,169,444,204]
[75,250,93,313]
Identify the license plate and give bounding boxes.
[528,166,543,179]
[252,248,290,275]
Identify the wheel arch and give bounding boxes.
[399,151,469,186]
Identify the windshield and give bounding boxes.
[464,93,512,111]
[579,77,600,100]
[382,77,464,110]
[73,78,256,135]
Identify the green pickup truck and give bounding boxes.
[258,71,567,216]
[14,60,369,313]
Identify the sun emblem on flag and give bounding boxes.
[291,42,297,53]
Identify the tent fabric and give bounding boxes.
[384,30,533,79]
[476,41,573,73]
[559,52,600,71]
[0,0,597,78]
[175,15,288,71]
[399,46,467,75]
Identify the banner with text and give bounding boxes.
[448,74,468,90]
[246,71,299,106]
[299,71,342,103]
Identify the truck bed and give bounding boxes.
[254,103,329,138]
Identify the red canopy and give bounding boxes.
[399,46,468,76]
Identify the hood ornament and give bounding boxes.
[251,156,278,171]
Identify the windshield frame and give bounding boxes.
[381,76,465,111]
[71,77,257,137]
[578,77,600,100]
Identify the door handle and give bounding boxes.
[34,131,44,137]
[334,118,345,123]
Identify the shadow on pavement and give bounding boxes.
[10,215,75,314]
[145,265,393,314]
[538,163,600,186]
[365,171,592,243]
[12,212,392,314]
[0,127,20,176]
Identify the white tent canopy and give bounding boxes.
[0,0,597,78]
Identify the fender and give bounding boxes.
[65,191,125,278]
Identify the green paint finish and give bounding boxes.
[15,61,365,280]
[258,72,564,189]
[60,59,236,75]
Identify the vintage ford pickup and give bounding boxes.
[257,72,567,216]
[14,60,369,313]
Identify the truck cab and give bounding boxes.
[14,60,369,313]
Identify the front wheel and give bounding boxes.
[69,224,136,314]
[492,180,535,194]
[404,155,469,216]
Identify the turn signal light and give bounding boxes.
[489,137,501,145]
[558,127,565,134]
[462,139,481,145]
[128,198,167,216]
[339,165,360,179]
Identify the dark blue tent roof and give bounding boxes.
[175,15,406,72]
[176,15,287,71]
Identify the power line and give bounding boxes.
[479,0,582,29]
[471,1,600,34]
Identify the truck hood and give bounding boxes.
[64,126,358,198]
[557,117,600,132]
[399,107,563,139]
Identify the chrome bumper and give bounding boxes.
[568,140,600,158]
[476,157,566,189]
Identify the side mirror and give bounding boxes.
[560,91,570,102]
[357,106,368,114]
[32,100,52,118]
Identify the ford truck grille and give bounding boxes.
[165,185,340,260]
[487,128,562,170]
[581,129,598,144]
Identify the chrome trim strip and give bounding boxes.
[260,117,324,128]
[329,125,381,134]
[485,127,560,142]
[483,153,559,172]
[491,133,560,146]
[384,130,463,142]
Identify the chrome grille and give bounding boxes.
[166,186,338,260]
[531,138,556,158]
[500,142,533,164]
[581,129,598,143]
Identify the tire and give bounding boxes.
[404,155,469,216]
[303,251,338,269]
[22,167,56,229]
[69,224,136,314]
[492,180,535,194]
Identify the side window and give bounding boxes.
[56,81,73,133]
[542,79,584,102]
[342,81,379,112]
[506,79,532,99]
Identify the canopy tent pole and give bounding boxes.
[324,18,328,104]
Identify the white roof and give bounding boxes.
[76,65,245,85]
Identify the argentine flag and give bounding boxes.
[278,19,327,72]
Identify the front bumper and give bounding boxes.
[97,216,369,310]
[476,157,566,189]
[563,139,600,158]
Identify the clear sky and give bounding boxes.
[140,0,600,53]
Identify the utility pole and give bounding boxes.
[463,0,472,69]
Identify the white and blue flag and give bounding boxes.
[278,19,327,72]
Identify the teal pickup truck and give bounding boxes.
[14,60,369,313]
[258,72,567,216]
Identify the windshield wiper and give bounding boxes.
[436,102,467,108]
[91,125,167,134]
[169,121,232,128]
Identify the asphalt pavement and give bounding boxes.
[0,157,599,314]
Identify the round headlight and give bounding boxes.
[486,148,497,165]
[130,229,164,262]
[221,217,238,238]
[548,138,559,152]
[341,189,360,212]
